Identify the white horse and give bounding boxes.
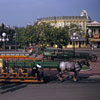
[57,60,90,81]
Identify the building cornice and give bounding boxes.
[38,16,88,21]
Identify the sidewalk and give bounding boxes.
[79,56,100,80]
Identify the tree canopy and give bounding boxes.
[69,23,85,38]
[15,22,84,49]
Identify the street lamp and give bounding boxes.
[71,33,78,58]
[2,33,6,50]
[2,32,6,37]
[0,33,9,50]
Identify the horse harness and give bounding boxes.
[74,61,82,71]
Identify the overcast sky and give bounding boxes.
[0,0,100,27]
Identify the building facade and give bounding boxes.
[87,21,100,48]
[37,10,100,48]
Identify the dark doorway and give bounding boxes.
[79,41,81,48]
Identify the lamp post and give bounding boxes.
[2,33,6,50]
[13,33,17,50]
[71,33,78,58]
[0,33,9,51]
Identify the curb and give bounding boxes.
[88,76,100,79]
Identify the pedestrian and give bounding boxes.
[31,64,42,81]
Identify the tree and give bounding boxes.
[69,23,85,38]
[15,22,70,50]
[15,27,26,48]
[54,26,69,48]
[33,22,56,50]
[34,22,70,49]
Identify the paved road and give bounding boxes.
[0,82,100,100]
[47,47,100,55]
[75,50,100,55]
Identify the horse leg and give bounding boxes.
[57,72,63,81]
[73,71,77,82]
[57,67,64,81]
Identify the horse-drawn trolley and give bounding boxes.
[0,59,44,83]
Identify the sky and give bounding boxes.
[0,0,100,27]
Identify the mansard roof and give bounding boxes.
[38,16,87,21]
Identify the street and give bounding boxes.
[75,50,100,55]
[0,82,100,100]
[0,49,100,100]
